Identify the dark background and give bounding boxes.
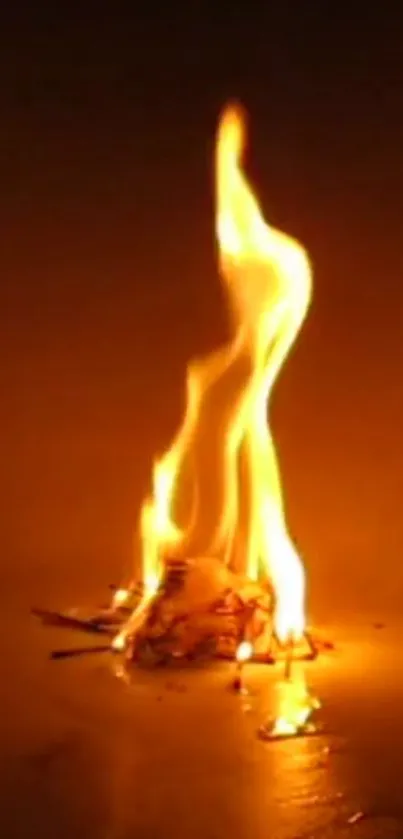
[2,4,403,619]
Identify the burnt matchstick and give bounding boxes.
[50,645,111,660]
[304,629,321,659]
[32,608,113,636]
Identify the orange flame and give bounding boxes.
[115,103,312,649]
[215,104,312,641]
[270,667,320,739]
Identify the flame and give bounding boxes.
[270,668,320,738]
[215,104,312,640]
[115,102,312,650]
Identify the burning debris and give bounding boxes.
[34,560,327,668]
[117,558,271,665]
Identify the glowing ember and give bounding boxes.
[236,641,253,664]
[112,588,130,609]
[112,632,126,653]
[232,640,253,694]
[114,102,313,657]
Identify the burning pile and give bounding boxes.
[110,558,272,665]
[109,103,314,666]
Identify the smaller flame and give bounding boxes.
[112,587,159,653]
[236,640,253,663]
[112,631,126,652]
[271,669,320,738]
[112,588,130,609]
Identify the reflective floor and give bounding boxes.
[1,587,403,839]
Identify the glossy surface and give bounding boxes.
[2,591,403,838]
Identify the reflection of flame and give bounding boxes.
[115,103,312,650]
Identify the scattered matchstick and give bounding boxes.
[50,645,111,660]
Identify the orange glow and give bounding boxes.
[114,103,312,651]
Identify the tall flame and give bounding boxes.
[119,103,312,647]
[215,104,312,640]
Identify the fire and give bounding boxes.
[236,640,253,664]
[115,102,312,651]
[215,104,312,641]
[268,666,320,739]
